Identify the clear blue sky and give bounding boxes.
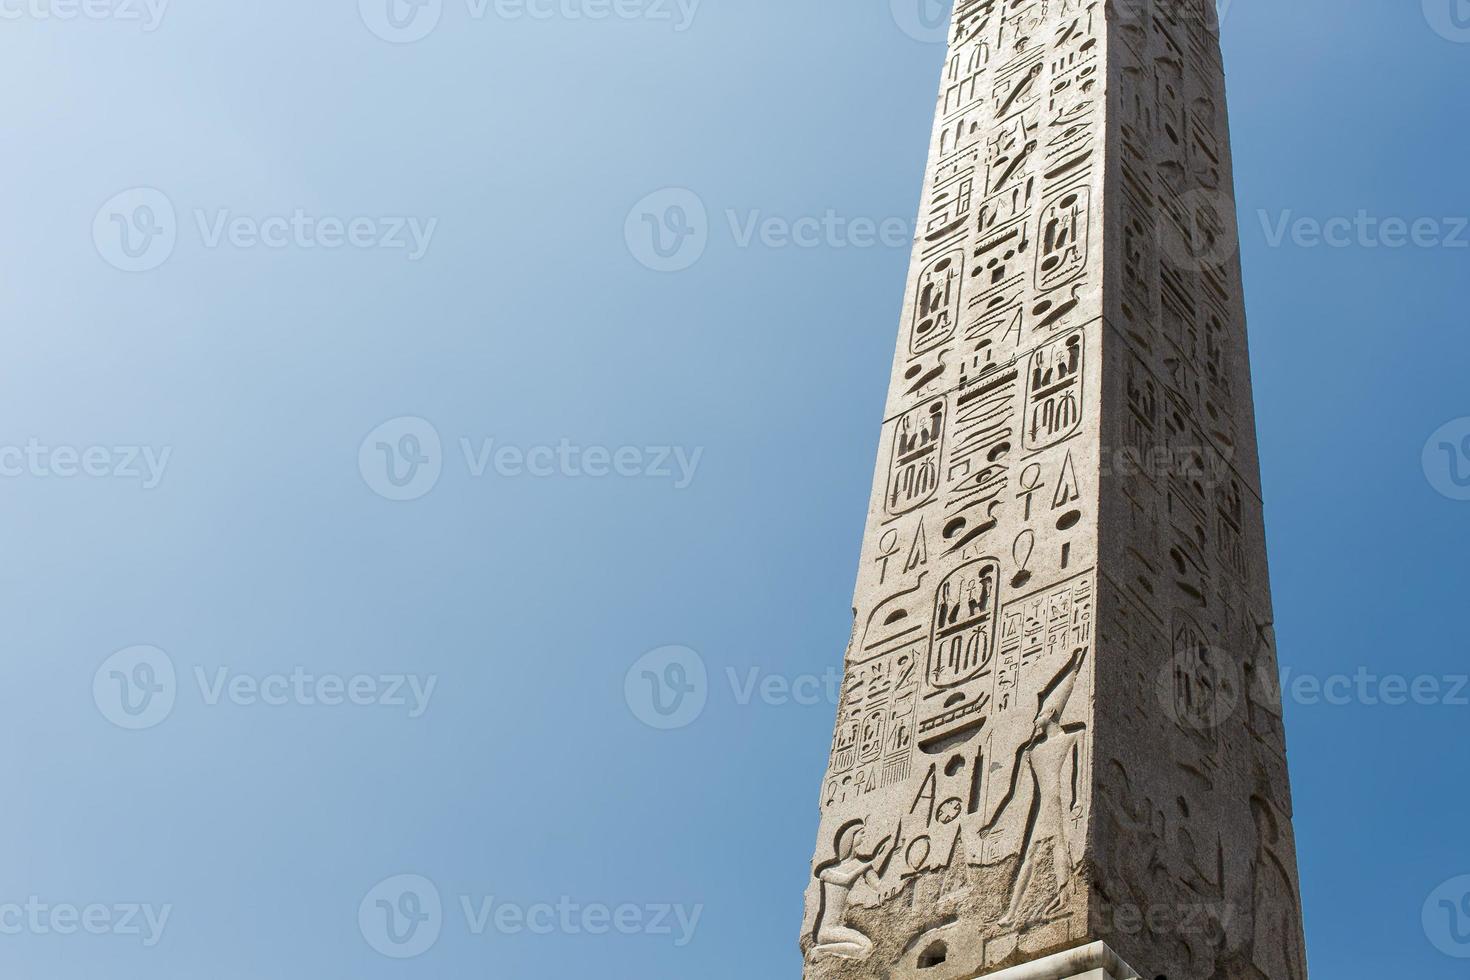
[2,1,1467,978]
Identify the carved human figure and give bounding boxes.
[1250,797,1305,980]
[982,652,1087,928]
[811,820,893,960]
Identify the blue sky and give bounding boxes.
[1,1,1468,978]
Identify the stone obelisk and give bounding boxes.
[801,2,1308,978]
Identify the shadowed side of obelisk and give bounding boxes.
[1090,1,1309,978]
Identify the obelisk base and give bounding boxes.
[965,942,1140,980]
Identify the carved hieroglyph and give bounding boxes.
[802,2,1308,978]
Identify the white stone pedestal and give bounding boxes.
[967,943,1140,980]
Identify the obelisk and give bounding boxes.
[800,2,1309,978]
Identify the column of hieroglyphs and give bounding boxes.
[805,0,1108,976]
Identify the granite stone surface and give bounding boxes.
[801,2,1308,978]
